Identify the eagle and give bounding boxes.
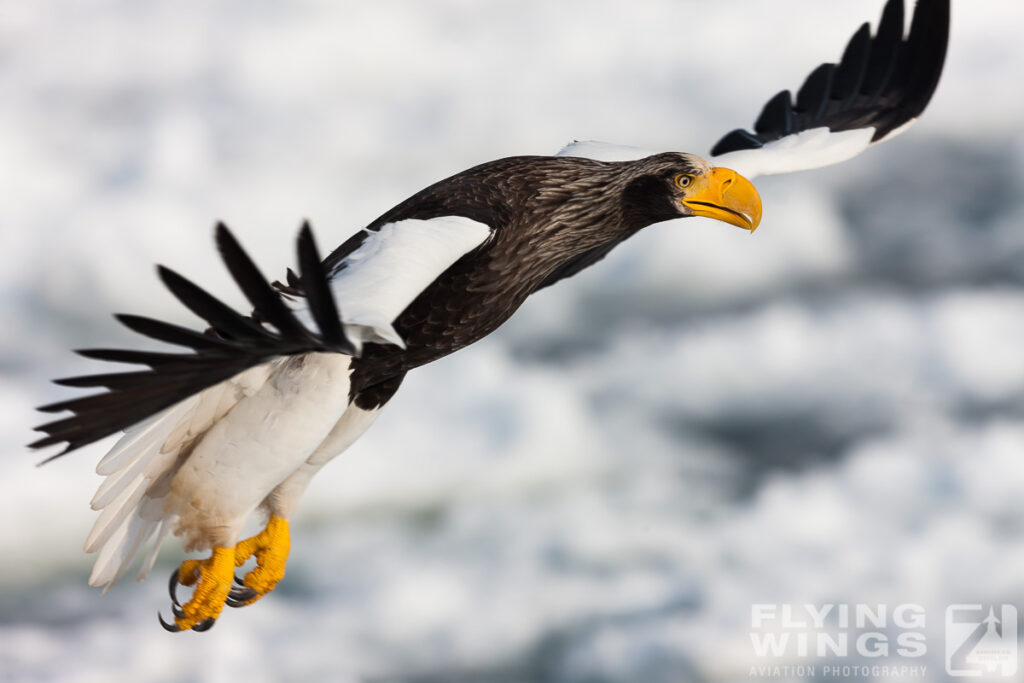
[31,0,949,632]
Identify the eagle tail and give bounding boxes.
[82,397,196,589]
[84,365,273,590]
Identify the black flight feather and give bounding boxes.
[753,90,795,138]
[214,223,307,339]
[113,314,234,352]
[31,223,355,463]
[157,266,267,342]
[296,221,347,347]
[832,24,871,102]
[710,0,949,156]
[862,0,904,104]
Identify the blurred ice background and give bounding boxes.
[2,1,1024,682]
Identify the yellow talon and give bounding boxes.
[172,547,235,630]
[231,515,290,607]
[160,517,290,631]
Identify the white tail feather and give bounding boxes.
[84,471,150,553]
[103,518,158,590]
[89,437,165,510]
[85,364,275,590]
[137,517,174,582]
[91,515,154,590]
[90,459,140,510]
[162,399,201,456]
[95,399,195,475]
[89,515,133,587]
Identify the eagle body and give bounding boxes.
[343,153,713,393]
[83,151,723,594]
[31,0,950,632]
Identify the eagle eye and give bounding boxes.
[674,174,694,189]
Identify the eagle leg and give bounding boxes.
[226,515,290,609]
[159,547,235,632]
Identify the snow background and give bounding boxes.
[2,1,1024,681]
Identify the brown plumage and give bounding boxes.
[340,153,717,404]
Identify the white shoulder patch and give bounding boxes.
[710,126,875,180]
[557,128,877,181]
[327,216,492,351]
[555,140,655,162]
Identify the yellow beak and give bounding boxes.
[680,167,762,232]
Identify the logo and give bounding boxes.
[749,604,929,679]
[945,604,1017,677]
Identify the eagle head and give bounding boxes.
[622,153,762,232]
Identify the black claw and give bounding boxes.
[229,586,257,600]
[158,612,181,632]
[231,585,258,602]
[233,573,246,586]
[191,617,217,632]
[225,586,258,607]
[168,567,183,607]
[161,564,219,633]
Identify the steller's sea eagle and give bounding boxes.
[31,0,949,632]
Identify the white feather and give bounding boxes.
[136,517,174,582]
[167,353,353,549]
[264,402,383,518]
[90,448,156,510]
[710,127,876,179]
[105,518,159,589]
[84,470,150,553]
[85,363,277,589]
[123,372,378,584]
[91,515,155,591]
[555,140,654,162]
[322,216,492,352]
[161,400,200,455]
[559,126,882,181]
[89,514,135,587]
[95,399,195,476]
[84,217,486,589]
